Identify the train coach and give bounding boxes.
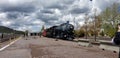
[42,21,74,40]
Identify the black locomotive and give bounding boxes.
[43,21,74,40]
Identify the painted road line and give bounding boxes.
[0,37,21,51]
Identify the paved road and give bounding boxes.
[0,36,118,58]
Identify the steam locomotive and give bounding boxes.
[42,21,74,40]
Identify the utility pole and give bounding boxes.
[74,17,76,30]
[94,9,97,41]
[85,13,89,39]
[89,0,97,41]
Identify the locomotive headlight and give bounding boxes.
[70,26,73,29]
[64,35,66,37]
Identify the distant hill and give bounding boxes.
[0,26,24,34]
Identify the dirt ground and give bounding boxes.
[29,37,118,58]
[0,36,118,58]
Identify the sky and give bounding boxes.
[0,0,119,32]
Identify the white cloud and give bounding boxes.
[32,20,44,25]
[0,13,7,19]
[54,9,62,15]
[1,21,12,26]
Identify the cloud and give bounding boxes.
[70,7,89,14]
[45,3,67,10]
[40,9,55,14]
[0,0,119,32]
[0,3,36,13]
[37,13,59,24]
[6,12,20,19]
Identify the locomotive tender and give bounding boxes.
[43,21,74,40]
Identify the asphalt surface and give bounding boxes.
[0,36,118,58]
